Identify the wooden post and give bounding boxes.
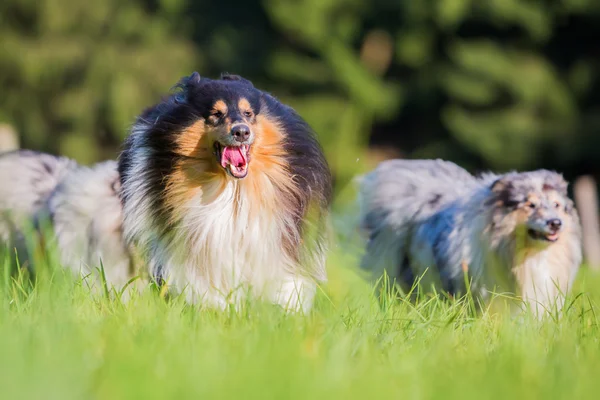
[0,124,19,152]
[574,175,600,270]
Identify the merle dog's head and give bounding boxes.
[490,170,575,244]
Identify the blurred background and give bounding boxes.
[1,0,600,262]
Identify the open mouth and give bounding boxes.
[213,143,251,179]
[527,229,559,243]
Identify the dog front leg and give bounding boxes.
[271,275,317,314]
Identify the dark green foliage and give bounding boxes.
[1,0,599,182]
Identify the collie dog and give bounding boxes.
[358,159,582,316]
[0,150,137,291]
[118,72,332,312]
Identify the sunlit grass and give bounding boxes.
[0,240,599,399]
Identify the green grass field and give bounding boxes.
[1,242,600,400]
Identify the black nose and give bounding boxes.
[231,124,250,142]
[547,218,562,231]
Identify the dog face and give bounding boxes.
[490,170,573,243]
[180,73,262,179]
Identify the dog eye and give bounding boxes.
[527,202,537,209]
[243,111,253,118]
[554,201,560,209]
[212,111,224,119]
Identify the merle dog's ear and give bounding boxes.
[564,198,575,215]
[220,73,254,87]
[111,177,121,194]
[490,177,511,194]
[542,172,568,196]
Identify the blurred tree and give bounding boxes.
[0,0,198,163]
[0,0,599,189]
[364,0,600,179]
[262,0,402,188]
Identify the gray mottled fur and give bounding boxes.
[358,159,583,316]
[0,150,137,292]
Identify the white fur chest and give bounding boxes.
[150,179,309,310]
[511,242,577,315]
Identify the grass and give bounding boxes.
[1,242,600,400]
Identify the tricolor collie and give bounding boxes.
[118,72,332,312]
[0,150,136,291]
[358,159,582,316]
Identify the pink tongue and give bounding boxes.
[221,146,247,169]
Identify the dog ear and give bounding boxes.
[186,71,202,85]
[111,177,121,194]
[564,198,575,214]
[177,71,202,87]
[220,73,254,87]
[173,72,203,102]
[490,177,511,194]
[542,172,568,196]
[487,176,518,207]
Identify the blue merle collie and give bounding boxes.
[358,159,582,317]
[0,150,136,292]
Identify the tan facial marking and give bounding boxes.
[238,98,252,115]
[505,192,536,224]
[524,193,540,208]
[167,119,218,219]
[212,100,228,115]
[177,120,207,157]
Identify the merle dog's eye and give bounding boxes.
[243,110,253,118]
[527,202,537,209]
[554,201,560,209]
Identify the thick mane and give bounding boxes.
[118,90,199,238]
[260,92,332,208]
[257,91,332,278]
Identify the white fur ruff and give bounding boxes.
[122,168,317,313]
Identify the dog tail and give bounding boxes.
[47,160,138,288]
[356,158,477,280]
[0,150,76,265]
[0,151,138,291]
[0,150,76,225]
